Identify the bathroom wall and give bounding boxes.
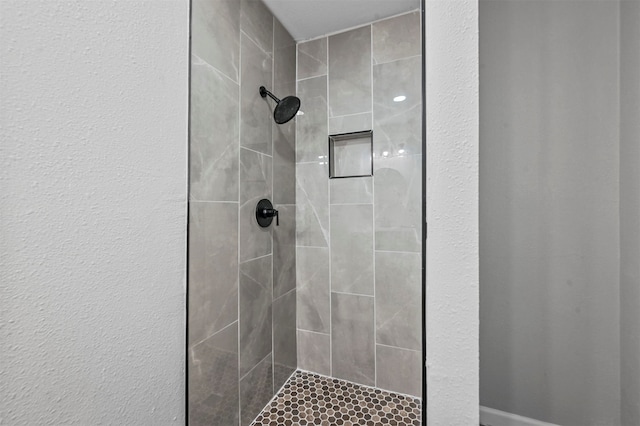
[479,1,621,424]
[188,0,296,424]
[1,1,188,424]
[620,0,640,424]
[295,11,423,397]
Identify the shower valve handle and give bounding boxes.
[261,208,279,226]
[255,199,279,227]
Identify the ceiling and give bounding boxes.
[262,0,420,41]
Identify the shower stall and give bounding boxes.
[187,1,424,425]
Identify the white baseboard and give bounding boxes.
[480,406,561,426]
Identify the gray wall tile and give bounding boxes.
[330,177,373,205]
[375,345,422,397]
[298,38,328,80]
[297,330,331,376]
[239,255,273,377]
[273,205,296,299]
[373,56,422,157]
[331,293,375,386]
[375,251,421,350]
[329,112,372,135]
[190,57,239,202]
[189,323,240,426]
[239,148,272,262]
[192,0,240,82]
[372,11,421,65]
[239,353,273,426]
[296,162,329,247]
[296,247,330,333]
[330,204,374,295]
[296,76,328,163]
[240,0,273,56]
[374,154,421,253]
[328,26,372,117]
[189,202,238,346]
[240,33,273,155]
[273,290,297,390]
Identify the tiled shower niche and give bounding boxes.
[189,2,422,424]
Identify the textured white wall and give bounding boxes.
[425,0,479,424]
[479,1,621,424]
[0,1,188,424]
[620,0,640,424]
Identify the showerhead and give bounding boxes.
[259,86,301,124]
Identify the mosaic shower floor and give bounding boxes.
[250,370,422,426]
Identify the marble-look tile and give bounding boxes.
[296,247,330,333]
[374,154,422,253]
[240,0,273,56]
[273,289,297,390]
[240,33,273,155]
[240,353,273,426]
[190,56,239,202]
[273,205,296,299]
[191,0,240,82]
[189,323,239,426]
[372,11,421,65]
[373,56,422,157]
[330,177,373,205]
[189,202,238,346]
[296,162,329,247]
[328,26,372,117]
[375,251,421,351]
[239,148,272,262]
[272,21,296,205]
[330,204,374,295]
[331,292,375,386]
[329,112,372,135]
[376,345,422,398]
[297,330,331,376]
[239,255,273,377]
[298,37,327,80]
[296,76,328,163]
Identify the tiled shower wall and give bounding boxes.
[188,0,297,425]
[295,12,423,397]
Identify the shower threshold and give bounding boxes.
[250,370,422,426]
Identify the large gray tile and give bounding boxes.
[240,0,273,56]
[273,289,297,390]
[298,37,327,80]
[374,154,422,253]
[372,11,421,65]
[375,251,421,350]
[296,162,329,247]
[376,344,422,397]
[272,21,296,205]
[240,353,273,426]
[239,255,273,377]
[189,323,239,426]
[240,33,273,155]
[189,202,238,346]
[328,26,372,117]
[330,177,373,205]
[373,56,422,157]
[330,204,374,295]
[190,57,239,202]
[296,76,328,163]
[296,247,330,333]
[329,112,372,135]
[297,330,331,376]
[239,148,272,262]
[192,0,240,82]
[273,205,296,299]
[331,293,375,386]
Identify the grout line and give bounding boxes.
[191,53,239,85]
[188,200,239,204]
[373,53,423,67]
[296,73,328,82]
[296,328,330,337]
[330,202,374,206]
[240,145,273,158]
[240,351,273,382]
[241,29,273,59]
[273,286,296,301]
[237,22,243,424]
[270,14,276,397]
[240,252,273,264]
[375,249,421,255]
[189,320,239,350]
[295,245,329,250]
[375,342,422,353]
[326,35,332,378]
[370,22,377,389]
[331,290,374,298]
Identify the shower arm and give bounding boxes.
[259,86,280,103]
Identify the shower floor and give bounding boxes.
[250,370,422,426]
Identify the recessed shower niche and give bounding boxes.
[188,0,423,424]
